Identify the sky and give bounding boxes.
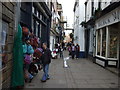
[57,0,75,35]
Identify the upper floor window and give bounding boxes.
[37,10,39,17]
[32,6,35,13]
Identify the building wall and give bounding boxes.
[95,6,120,67]
[73,0,86,57]
[50,1,58,50]
[50,35,55,51]
[0,2,16,88]
[101,0,111,10]
[84,0,120,67]
[78,0,85,52]
[73,2,79,44]
[86,0,92,22]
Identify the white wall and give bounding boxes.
[74,2,79,44]
[101,0,111,10]
[78,0,86,51]
[89,28,94,53]
[73,0,85,52]
[86,0,92,22]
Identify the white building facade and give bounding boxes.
[73,0,86,58]
[85,0,120,68]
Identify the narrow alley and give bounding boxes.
[24,51,118,88]
[0,1,120,89]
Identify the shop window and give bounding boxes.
[101,28,106,57]
[40,14,42,20]
[97,30,101,55]
[39,24,42,38]
[34,7,37,15]
[0,21,8,69]
[38,12,41,18]
[96,24,119,59]
[36,21,39,37]
[33,20,36,35]
[108,28,118,58]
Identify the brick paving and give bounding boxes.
[24,51,119,88]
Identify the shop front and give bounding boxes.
[95,6,120,68]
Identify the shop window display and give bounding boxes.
[101,28,106,57]
[96,23,119,59]
[97,30,101,55]
[108,28,118,58]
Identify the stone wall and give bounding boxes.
[1,2,16,88]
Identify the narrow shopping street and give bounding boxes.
[24,51,118,88]
[1,1,120,89]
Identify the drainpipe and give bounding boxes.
[84,1,87,58]
[84,2,87,23]
[15,1,21,33]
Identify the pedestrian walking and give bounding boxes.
[75,44,80,59]
[41,43,52,82]
[61,42,65,51]
[68,45,72,56]
[71,44,76,59]
[58,44,63,58]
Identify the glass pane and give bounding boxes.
[97,30,101,55]
[40,14,42,20]
[108,34,117,58]
[39,24,41,37]
[102,28,106,57]
[108,23,119,59]
[36,21,39,37]
[32,6,34,13]
[37,10,39,17]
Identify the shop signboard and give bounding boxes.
[96,6,120,29]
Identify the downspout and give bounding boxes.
[84,1,87,58]
[15,1,21,33]
[85,2,87,23]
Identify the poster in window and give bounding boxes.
[0,31,6,45]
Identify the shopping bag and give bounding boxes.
[24,54,32,64]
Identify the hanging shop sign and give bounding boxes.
[96,6,120,29]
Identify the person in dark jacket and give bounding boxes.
[71,43,76,59]
[75,44,80,59]
[41,43,51,82]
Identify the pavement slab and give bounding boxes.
[24,51,119,89]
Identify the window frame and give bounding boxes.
[96,26,119,60]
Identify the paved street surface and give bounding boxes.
[24,51,119,88]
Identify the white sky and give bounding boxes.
[57,0,75,35]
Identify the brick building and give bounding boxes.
[0,1,52,88]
